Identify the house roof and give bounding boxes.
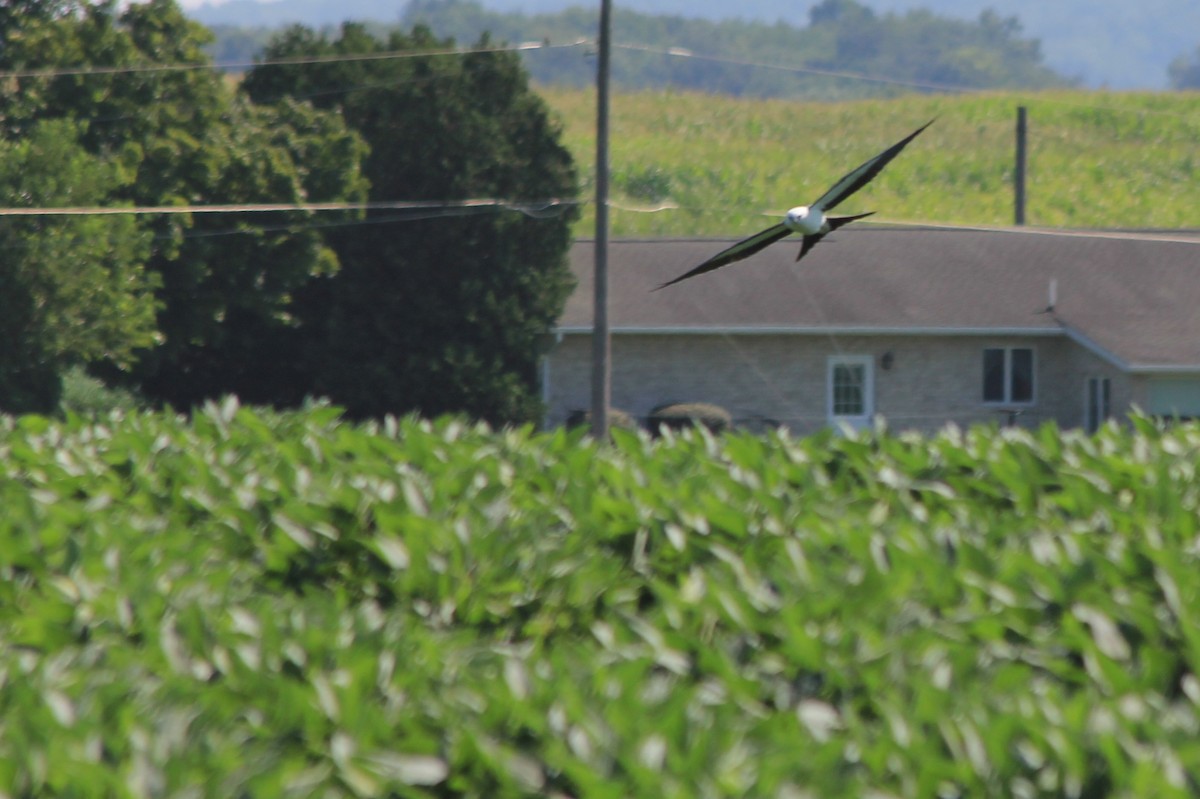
[560,227,1200,371]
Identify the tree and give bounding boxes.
[1169,47,1200,89]
[241,23,580,424]
[0,0,369,408]
[806,0,1071,91]
[0,120,157,413]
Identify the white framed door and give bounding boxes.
[827,355,874,431]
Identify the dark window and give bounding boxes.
[983,348,1006,402]
[1086,377,1112,432]
[983,347,1034,404]
[1011,348,1033,403]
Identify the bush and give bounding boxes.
[565,407,638,431]
[647,401,733,434]
[58,365,145,417]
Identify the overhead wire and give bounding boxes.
[0,28,1193,235]
[0,38,589,81]
[0,198,579,217]
[0,39,588,222]
[611,42,979,95]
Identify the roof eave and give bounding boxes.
[555,325,1068,337]
[1126,364,1200,375]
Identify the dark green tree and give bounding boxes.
[241,23,579,424]
[806,0,1071,91]
[0,120,158,413]
[1169,47,1200,89]
[0,0,368,408]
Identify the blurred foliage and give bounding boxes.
[4,403,1200,795]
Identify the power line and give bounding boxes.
[4,29,1191,123]
[0,198,580,217]
[864,219,1200,245]
[612,42,978,94]
[0,39,588,81]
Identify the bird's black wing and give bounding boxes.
[653,223,791,290]
[811,119,934,214]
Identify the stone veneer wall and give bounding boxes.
[544,331,1133,435]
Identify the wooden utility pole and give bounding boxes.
[1015,106,1027,226]
[590,0,612,439]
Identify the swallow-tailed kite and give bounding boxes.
[655,119,934,291]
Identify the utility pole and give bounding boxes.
[590,0,612,439]
[1015,106,1027,226]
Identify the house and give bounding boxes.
[543,226,1200,434]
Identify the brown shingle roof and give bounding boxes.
[561,227,1200,369]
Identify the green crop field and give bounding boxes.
[539,88,1200,237]
[4,400,1200,796]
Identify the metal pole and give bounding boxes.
[590,0,612,439]
[1015,105,1027,226]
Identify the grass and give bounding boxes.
[538,87,1200,237]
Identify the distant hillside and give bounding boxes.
[200,0,1074,100]
[189,0,406,27]
[184,0,1200,89]
[534,88,1200,237]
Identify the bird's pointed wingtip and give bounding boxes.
[910,118,937,137]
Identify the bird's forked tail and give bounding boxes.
[827,211,875,230]
[793,211,877,262]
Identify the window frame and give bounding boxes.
[827,354,874,428]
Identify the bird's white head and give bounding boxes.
[785,205,825,235]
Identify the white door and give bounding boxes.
[828,355,874,431]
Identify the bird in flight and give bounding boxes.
[655,119,934,291]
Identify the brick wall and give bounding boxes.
[544,331,1133,434]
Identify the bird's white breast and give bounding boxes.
[785,206,825,235]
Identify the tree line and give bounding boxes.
[1170,47,1200,89]
[1,0,578,424]
[209,0,1076,99]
